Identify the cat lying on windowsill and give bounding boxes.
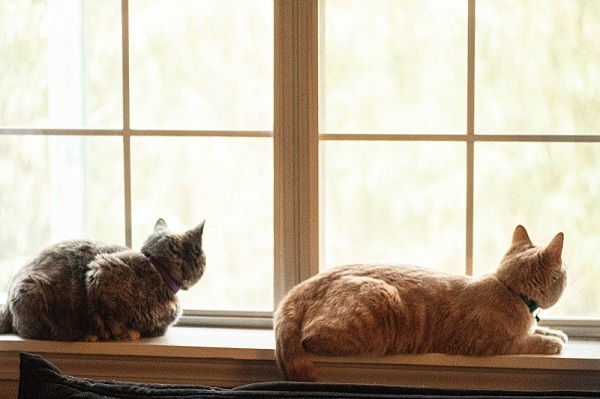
[275,225,568,382]
[0,219,206,342]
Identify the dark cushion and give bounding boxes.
[18,352,598,399]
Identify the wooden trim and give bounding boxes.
[465,0,476,276]
[273,0,320,305]
[120,0,133,248]
[2,328,600,397]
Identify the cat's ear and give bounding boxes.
[193,220,205,238]
[154,218,169,233]
[543,231,564,264]
[511,225,533,246]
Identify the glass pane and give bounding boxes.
[0,136,125,294]
[0,0,122,128]
[320,0,468,134]
[473,143,600,317]
[129,0,273,130]
[476,0,600,134]
[321,142,465,273]
[130,137,273,311]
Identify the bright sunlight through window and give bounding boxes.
[1,0,600,322]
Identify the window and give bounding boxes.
[320,0,468,274]
[2,0,600,330]
[1,0,273,312]
[319,0,600,322]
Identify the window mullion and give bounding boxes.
[466,0,476,276]
[273,0,319,306]
[121,0,132,248]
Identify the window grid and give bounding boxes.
[317,0,600,278]
[315,0,600,336]
[0,0,275,320]
[2,1,600,333]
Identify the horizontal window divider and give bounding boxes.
[0,128,123,136]
[320,133,600,143]
[0,128,273,138]
[6,130,597,142]
[130,129,273,138]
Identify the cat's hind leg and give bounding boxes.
[9,277,87,340]
[302,275,402,357]
[86,255,142,341]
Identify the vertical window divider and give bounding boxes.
[121,0,133,248]
[273,0,320,307]
[466,0,476,276]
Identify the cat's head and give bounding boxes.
[495,225,567,310]
[141,218,206,291]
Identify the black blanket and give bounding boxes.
[18,353,598,399]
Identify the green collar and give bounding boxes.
[520,294,541,322]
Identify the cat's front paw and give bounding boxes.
[543,336,565,354]
[522,333,565,354]
[535,326,568,344]
[114,329,141,341]
[84,335,99,342]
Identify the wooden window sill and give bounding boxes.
[2,326,600,397]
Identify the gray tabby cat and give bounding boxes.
[0,218,205,341]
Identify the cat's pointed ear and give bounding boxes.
[511,225,533,246]
[543,232,564,264]
[193,220,205,238]
[154,218,169,233]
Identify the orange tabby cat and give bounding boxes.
[274,225,568,382]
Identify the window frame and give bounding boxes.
[2,0,600,337]
[311,0,600,338]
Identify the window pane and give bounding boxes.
[476,0,600,134]
[0,136,125,294]
[0,0,122,128]
[320,0,468,134]
[130,137,273,311]
[321,142,465,273]
[474,143,600,317]
[129,0,273,130]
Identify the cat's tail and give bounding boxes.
[0,303,14,334]
[273,295,318,382]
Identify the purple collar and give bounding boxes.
[146,255,181,294]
